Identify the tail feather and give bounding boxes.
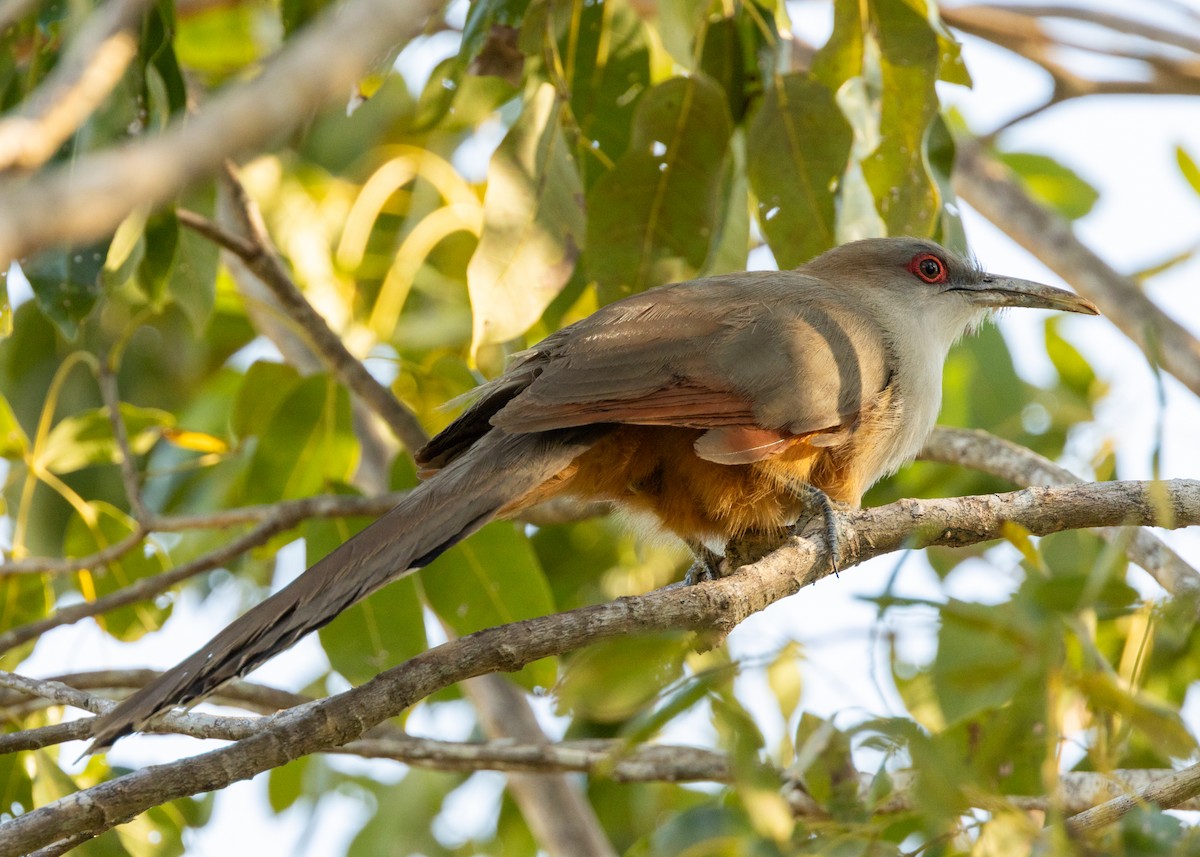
[87,427,603,752]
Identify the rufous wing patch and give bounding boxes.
[693,425,794,464]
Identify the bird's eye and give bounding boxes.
[908,253,948,284]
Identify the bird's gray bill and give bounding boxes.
[958,276,1099,315]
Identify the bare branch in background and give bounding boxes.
[0,0,445,266]
[0,0,151,172]
[943,4,1200,134]
[1066,760,1200,834]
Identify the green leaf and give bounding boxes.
[1074,671,1196,760]
[420,521,557,689]
[231,360,303,440]
[811,0,863,90]
[136,209,179,307]
[0,739,34,818]
[555,633,689,722]
[65,502,171,640]
[932,599,1045,723]
[996,151,1099,221]
[267,756,311,813]
[467,82,585,350]
[1176,146,1200,197]
[170,184,219,331]
[461,0,531,66]
[23,240,111,339]
[554,0,651,187]
[928,114,966,250]
[280,0,334,37]
[141,0,187,117]
[349,769,464,857]
[698,9,776,123]
[0,258,11,338]
[174,0,277,81]
[862,0,941,235]
[746,72,852,268]
[587,75,734,301]
[793,713,864,821]
[1119,805,1187,854]
[36,404,174,474]
[241,373,358,504]
[626,805,754,857]
[0,391,29,458]
[1045,317,1098,400]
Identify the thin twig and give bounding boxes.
[0,512,297,654]
[97,362,151,523]
[179,167,430,454]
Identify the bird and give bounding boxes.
[86,236,1099,751]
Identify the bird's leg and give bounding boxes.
[683,540,725,585]
[789,483,843,574]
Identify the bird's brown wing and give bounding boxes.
[488,273,893,463]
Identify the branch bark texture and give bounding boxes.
[0,479,1196,854]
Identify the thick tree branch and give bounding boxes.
[922,427,1200,595]
[0,480,1195,853]
[954,140,1200,399]
[0,0,447,266]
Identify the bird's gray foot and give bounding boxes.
[790,484,843,574]
[683,541,725,585]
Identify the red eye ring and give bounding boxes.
[908,253,948,284]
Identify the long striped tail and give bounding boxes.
[87,427,602,752]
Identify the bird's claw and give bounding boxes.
[789,484,842,575]
[684,542,725,585]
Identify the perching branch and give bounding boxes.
[0,479,1195,854]
[922,426,1200,595]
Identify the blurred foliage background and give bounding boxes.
[0,0,1198,854]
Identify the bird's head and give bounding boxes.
[804,236,1099,345]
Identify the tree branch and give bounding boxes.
[0,0,150,172]
[922,427,1200,595]
[1065,760,1200,834]
[0,0,447,266]
[183,163,430,452]
[0,479,1195,853]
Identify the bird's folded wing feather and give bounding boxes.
[488,273,893,463]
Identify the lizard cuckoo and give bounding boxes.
[87,236,1099,751]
